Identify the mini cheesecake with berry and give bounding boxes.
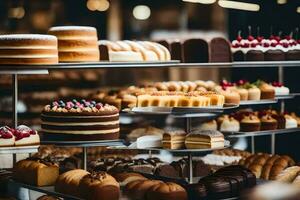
[41,99,120,141]
[271,81,290,96]
[0,126,15,147]
[14,125,40,146]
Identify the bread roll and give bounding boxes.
[113,172,147,186]
[79,172,120,200]
[146,182,188,200]
[55,169,89,197]
[124,179,163,200]
[276,166,300,183]
[13,159,59,187]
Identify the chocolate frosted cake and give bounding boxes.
[41,99,119,141]
[210,37,232,62]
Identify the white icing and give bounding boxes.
[42,120,119,126]
[109,51,143,62]
[41,128,120,135]
[136,135,162,148]
[274,86,290,96]
[0,34,57,41]
[49,26,97,31]
[285,118,298,129]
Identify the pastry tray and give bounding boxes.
[124,103,239,115]
[224,128,300,138]
[0,145,39,154]
[41,139,126,148]
[239,99,277,106]
[275,94,296,100]
[111,143,230,154]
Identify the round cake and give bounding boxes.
[41,100,119,141]
[48,26,99,62]
[0,34,58,65]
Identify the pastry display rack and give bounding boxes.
[41,140,126,170]
[2,60,299,198]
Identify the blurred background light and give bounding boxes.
[133,5,151,20]
[218,0,260,12]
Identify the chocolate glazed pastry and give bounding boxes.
[183,39,208,63]
[99,44,109,61]
[170,40,183,61]
[264,49,285,61]
[199,176,231,199]
[245,50,264,61]
[210,38,232,62]
[185,183,208,200]
[233,50,245,61]
[154,164,180,178]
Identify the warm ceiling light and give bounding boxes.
[218,0,260,11]
[182,0,216,4]
[97,0,109,11]
[8,7,25,19]
[297,6,300,13]
[133,5,151,20]
[87,0,100,11]
[277,0,287,4]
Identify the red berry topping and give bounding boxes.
[232,43,240,48]
[0,126,13,139]
[271,42,278,47]
[237,36,242,42]
[275,36,281,42]
[96,103,103,109]
[248,35,255,41]
[14,125,34,141]
[257,36,264,42]
[237,79,246,86]
[285,35,292,40]
[241,42,250,48]
[282,42,289,48]
[251,43,258,48]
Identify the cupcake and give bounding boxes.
[260,114,278,130]
[254,80,275,99]
[247,87,261,100]
[240,114,261,132]
[219,116,240,132]
[285,114,298,129]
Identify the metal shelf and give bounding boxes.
[0,145,39,154]
[225,128,300,138]
[41,139,125,148]
[275,94,296,100]
[176,61,300,68]
[239,99,277,106]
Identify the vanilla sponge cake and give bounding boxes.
[0,34,58,65]
[41,100,119,141]
[48,26,99,62]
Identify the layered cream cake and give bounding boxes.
[162,130,187,150]
[48,26,99,62]
[41,100,119,141]
[0,34,58,65]
[185,130,225,149]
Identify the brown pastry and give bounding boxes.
[13,158,59,187]
[276,166,300,183]
[37,195,60,200]
[259,82,275,100]
[55,169,90,197]
[124,179,163,200]
[146,182,188,200]
[113,172,147,187]
[260,114,278,130]
[79,172,120,200]
[240,114,261,132]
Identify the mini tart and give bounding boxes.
[220,89,240,105]
[260,115,278,131]
[236,88,249,101]
[0,126,15,147]
[247,87,261,100]
[240,114,261,132]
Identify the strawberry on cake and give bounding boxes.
[0,126,15,147]
[14,125,40,146]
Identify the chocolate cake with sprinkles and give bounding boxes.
[41,99,119,141]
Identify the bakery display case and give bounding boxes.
[0,1,300,200]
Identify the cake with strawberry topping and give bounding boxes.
[14,125,40,146]
[41,99,120,141]
[0,126,15,147]
[271,82,290,96]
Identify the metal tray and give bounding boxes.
[0,145,39,154]
[225,128,300,138]
[275,94,296,100]
[41,139,125,147]
[239,99,277,106]
[126,103,239,115]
